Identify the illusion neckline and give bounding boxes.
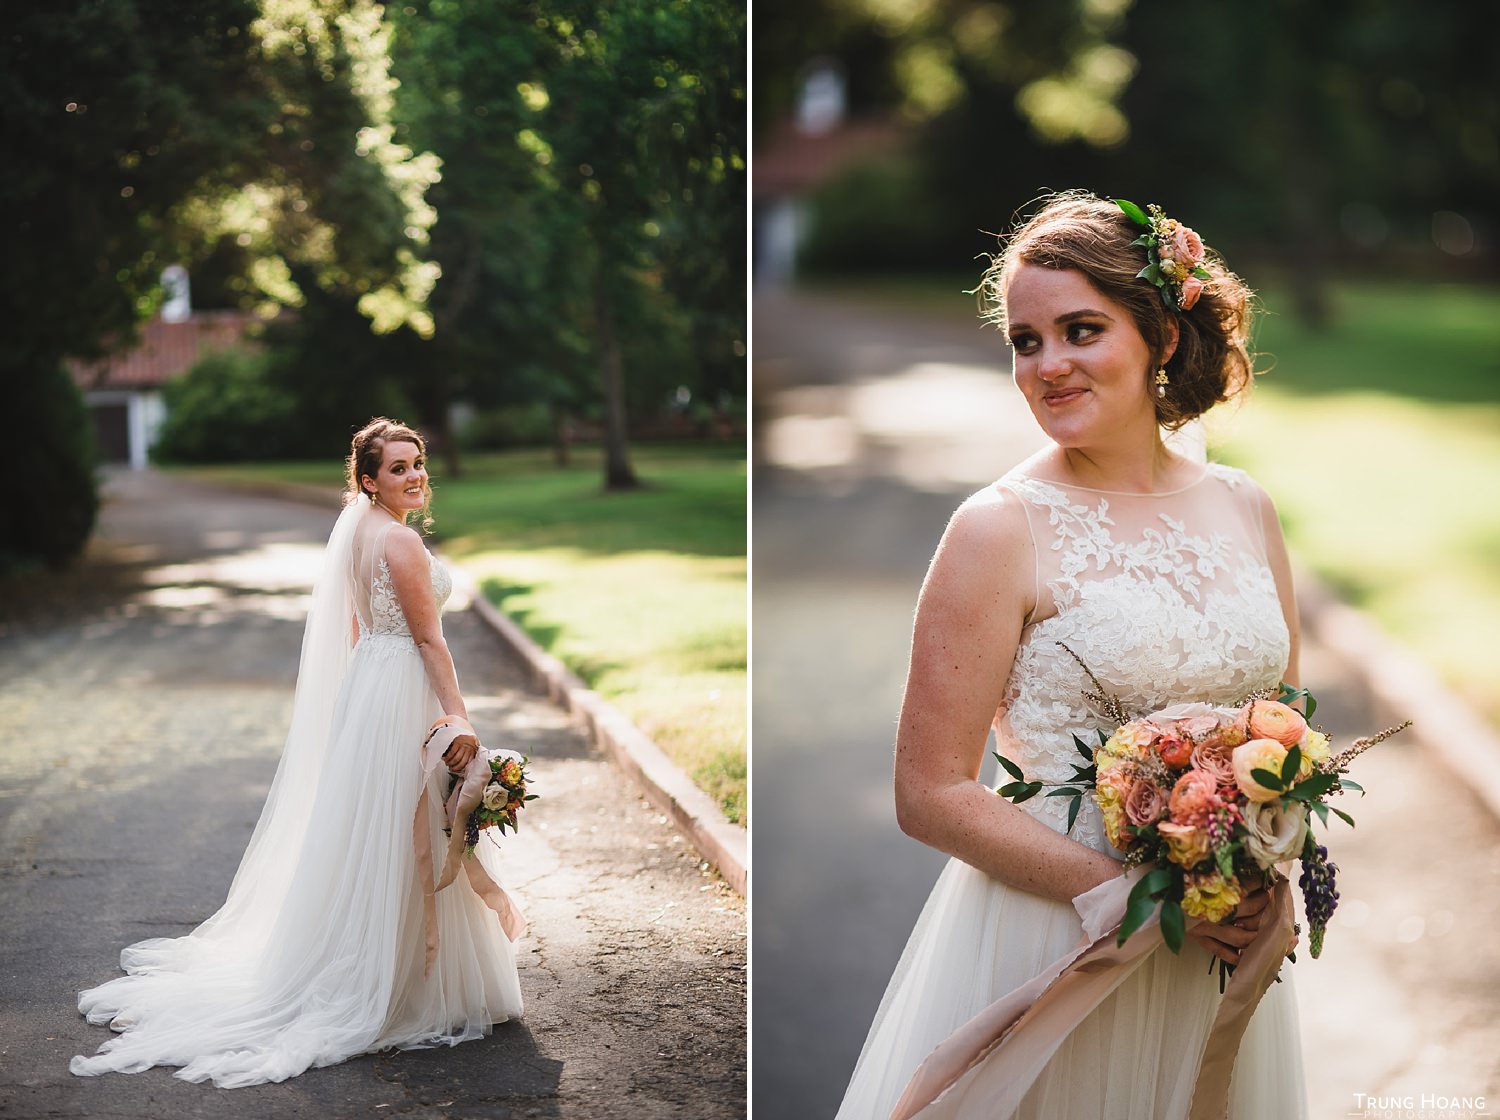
[1014,462,1216,498]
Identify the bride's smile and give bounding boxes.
[1003,261,1174,456]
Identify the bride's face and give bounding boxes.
[1003,262,1169,450]
[362,440,429,516]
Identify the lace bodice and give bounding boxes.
[995,462,1289,854]
[360,554,452,639]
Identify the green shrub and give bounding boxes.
[152,349,298,462]
[0,364,97,571]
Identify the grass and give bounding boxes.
[171,443,748,824]
[796,273,1500,731]
[1207,281,1500,728]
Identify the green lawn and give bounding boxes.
[1204,282,1500,728]
[172,443,748,823]
[799,273,1500,731]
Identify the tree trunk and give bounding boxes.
[550,403,572,467]
[592,261,639,490]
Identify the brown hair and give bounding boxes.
[980,190,1258,429]
[345,417,433,531]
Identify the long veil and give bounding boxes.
[108,496,364,976]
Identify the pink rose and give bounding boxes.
[1177,277,1204,310]
[1175,714,1221,741]
[1171,225,1205,267]
[1246,700,1307,749]
[1190,737,1236,786]
[1168,769,1219,829]
[1125,777,1168,827]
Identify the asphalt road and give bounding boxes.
[751,287,1500,1120]
[0,470,745,1120]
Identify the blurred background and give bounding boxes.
[5,0,746,827]
[752,1,1500,1116]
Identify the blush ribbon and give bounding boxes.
[890,869,1296,1120]
[412,716,528,977]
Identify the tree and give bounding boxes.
[1,0,438,567]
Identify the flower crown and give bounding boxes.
[1115,198,1210,312]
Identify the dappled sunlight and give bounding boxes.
[763,359,1045,492]
[133,540,327,626]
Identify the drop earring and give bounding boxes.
[1155,369,1169,398]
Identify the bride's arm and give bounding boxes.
[385,527,476,766]
[894,488,1120,907]
[1256,485,1301,688]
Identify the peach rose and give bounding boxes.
[1125,777,1168,827]
[1232,738,1290,802]
[1171,225,1205,267]
[482,784,507,811]
[1247,700,1307,748]
[1168,769,1220,829]
[1177,277,1204,310]
[1157,821,1212,868]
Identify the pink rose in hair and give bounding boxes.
[1177,277,1204,310]
[1171,225,1205,267]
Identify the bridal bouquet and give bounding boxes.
[996,645,1408,969]
[451,751,536,855]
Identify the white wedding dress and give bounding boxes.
[72,503,524,1087]
[836,459,1307,1119]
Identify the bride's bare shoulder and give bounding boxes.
[381,523,429,572]
[926,482,1035,587]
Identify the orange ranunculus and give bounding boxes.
[1246,700,1307,749]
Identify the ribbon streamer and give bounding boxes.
[412,716,528,977]
[891,871,1295,1120]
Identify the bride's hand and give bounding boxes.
[1185,885,1271,966]
[443,733,480,772]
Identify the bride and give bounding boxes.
[72,417,525,1087]
[835,193,1306,1119]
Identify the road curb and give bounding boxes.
[454,567,748,897]
[1297,565,1500,823]
[168,470,749,895]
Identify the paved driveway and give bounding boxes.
[0,469,745,1119]
[752,287,1500,1120]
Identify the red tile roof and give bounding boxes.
[71,310,263,390]
[753,118,906,198]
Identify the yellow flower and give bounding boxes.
[1181,869,1242,924]
[1096,768,1132,850]
[1296,729,1331,781]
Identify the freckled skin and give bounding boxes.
[891,262,1303,963]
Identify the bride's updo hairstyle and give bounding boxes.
[981,190,1257,430]
[345,416,434,530]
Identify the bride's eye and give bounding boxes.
[1008,332,1039,355]
[1067,322,1102,344]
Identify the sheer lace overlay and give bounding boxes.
[71,502,521,1087]
[995,463,1289,851]
[833,460,1306,1120]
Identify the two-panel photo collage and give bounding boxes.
[6,2,1498,1118]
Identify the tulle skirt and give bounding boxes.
[835,858,1306,1120]
[71,633,524,1087]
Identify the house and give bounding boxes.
[70,308,262,468]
